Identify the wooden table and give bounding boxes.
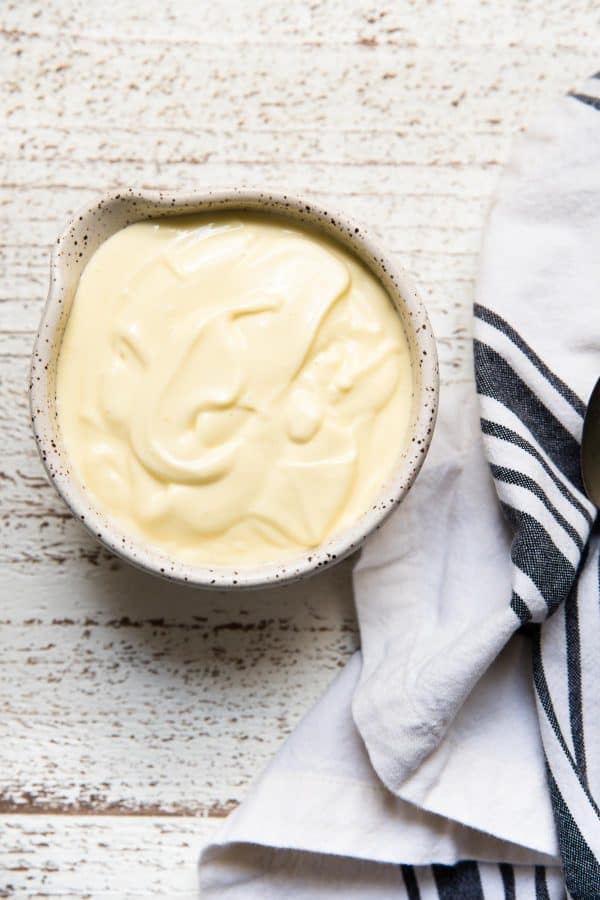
[1,2,597,895]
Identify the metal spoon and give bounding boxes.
[581,377,600,507]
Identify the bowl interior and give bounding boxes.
[30,189,438,589]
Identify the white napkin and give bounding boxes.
[199,78,600,898]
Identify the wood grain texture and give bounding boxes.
[1,0,599,895]
[0,563,357,816]
[0,816,214,897]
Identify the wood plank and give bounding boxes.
[0,815,218,898]
[0,562,358,814]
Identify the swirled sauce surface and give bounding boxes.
[56,214,413,566]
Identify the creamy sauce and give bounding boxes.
[56,214,413,565]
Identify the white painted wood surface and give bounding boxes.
[1,816,215,898]
[1,1,598,895]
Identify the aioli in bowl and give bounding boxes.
[30,189,438,589]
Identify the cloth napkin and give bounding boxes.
[200,78,600,898]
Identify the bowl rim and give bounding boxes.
[30,187,439,589]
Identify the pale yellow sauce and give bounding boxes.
[56,214,413,565]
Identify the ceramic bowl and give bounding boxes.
[30,189,439,589]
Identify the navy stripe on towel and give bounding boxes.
[501,507,576,614]
[475,341,584,490]
[474,304,586,416]
[570,92,600,112]
[432,861,484,900]
[565,581,587,780]
[480,419,592,523]
[510,592,532,624]
[400,865,421,900]
[546,768,600,900]
[534,866,551,900]
[499,863,516,900]
[491,464,584,551]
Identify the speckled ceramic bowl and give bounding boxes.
[30,189,438,589]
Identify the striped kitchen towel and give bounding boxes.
[356,78,600,898]
[200,78,599,899]
[472,76,600,898]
